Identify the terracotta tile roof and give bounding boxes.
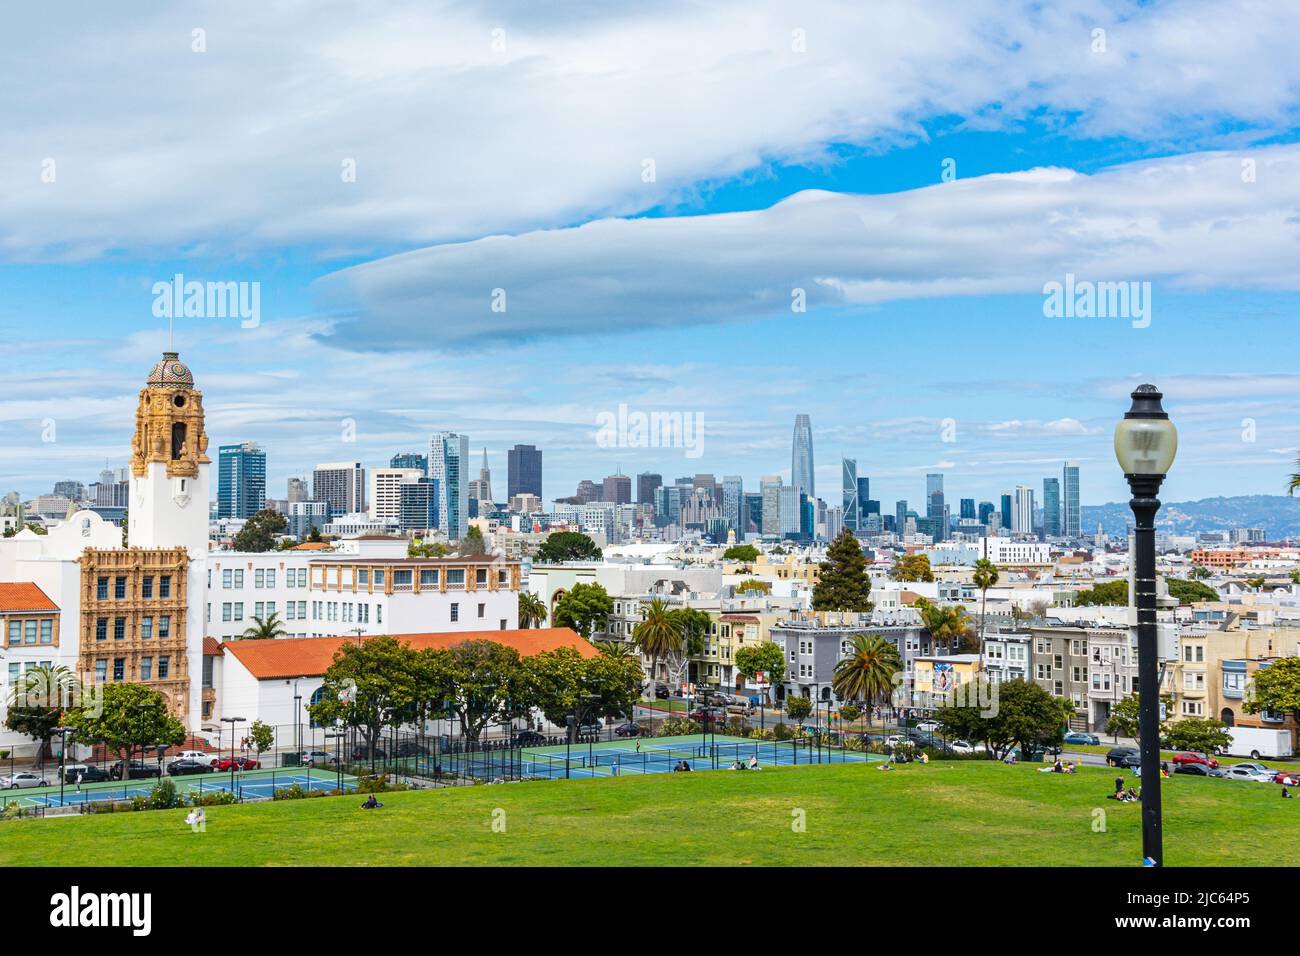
[202,637,224,656]
[289,542,335,551]
[0,583,58,613]
[221,627,596,680]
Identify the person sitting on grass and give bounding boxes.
[748,755,759,770]
[361,794,383,809]
[1282,786,1293,799]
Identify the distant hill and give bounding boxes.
[1082,495,1300,539]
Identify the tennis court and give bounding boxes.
[518,734,881,779]
[4,768,356,809]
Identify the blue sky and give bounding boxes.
[1,1,1298,511]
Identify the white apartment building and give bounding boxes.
[205,545,522,643]
[369,467,424,523]
[979,537,1051,565]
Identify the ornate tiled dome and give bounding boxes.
[146,351,195,388]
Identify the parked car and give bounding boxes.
[112,760,162,780]
[293,750,338,766]
[511,730,547,747]
[1171,751,1219,769]
[576,720,603,735]
[915,720,941,733]
[1273,769,1300,787]
[613,722,642,738]
[63,765,115,784]
[687,709,725,725]
[950,740,986,754]
[1231,761,1272,776]
[214,756,259,772]
[1,772,50,789]
[1174,763,1216,777]
[1063,731,1100,745]
[653,683,670,700]
[1222,765,1272,783]
[1106,747,1140,768]
[166,759,212,776]
[176,750,219,768]
[352,745,387,761]
[392,740,429,758]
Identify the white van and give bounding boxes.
[1225,727,1293,760]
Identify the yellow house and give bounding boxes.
[911,654,984,709]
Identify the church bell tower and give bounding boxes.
[128,352,211,556]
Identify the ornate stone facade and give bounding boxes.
[77,547,191,715]
[129,351,210,480]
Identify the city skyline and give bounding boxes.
[2,3,1299,512]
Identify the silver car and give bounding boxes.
[2,772,50,789]
[1223,765,1273,783]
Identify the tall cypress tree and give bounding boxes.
[812,529,873,611]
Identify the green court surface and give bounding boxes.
[2,767,357,810]
[518,733,879,779]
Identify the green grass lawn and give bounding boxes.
[3,760,1297,866]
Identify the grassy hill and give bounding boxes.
[4,761,1295,866]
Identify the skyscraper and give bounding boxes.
[603,472,631,504]
[1062,461,1081,538]
[428,432,469,540]
[636,472,662,506]
[895,500,908,534]
[1012,485,1035,535]
[370,467,424,523]
[217,442,266,519]
[926,473,945,541]
[313,461,365,517]
[960,498,976,520]
[722,475,743,531]
[1042,477,1061,537]
[468,447,493,503]
[792,414,814,499]
[1000,492,1013,530]
[841,458,859,532]
[978,501,995,525]
[390,452,427,472]
[286,477,309,503]
[760,475,783,536]
[507,444,541,499]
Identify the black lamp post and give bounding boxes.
[1114,384,1178,868]
[53,727,71,807]
[221,716,245,794]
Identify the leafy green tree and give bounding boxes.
[248,719,275,759]
[785,695,813,721]
[669,607,711,658]
[831,635,901,707]
[518,591,548,628]
[582,650,644,723]
[308,637,420,758]
[1074,580,1129,606]
[935,678,1071,761]
[723,544,759,562]
[734,641,786,688]
[812,528,873,611]
[1165,578,1219,603]
[889,553,934,582]
[1189,566,1212,580]
[1245,656,1300,728]
[916,599,975,654]
[734,578,771,595]
[1291,570,1300,586]
[1163,717,1231,755]
[444,640,530,744]
[838,703,862,723]
[633,597,681,689]
[4,664,78,757]
[551,582,613,639]
[231,508,290,552]
[1105,692,1173,740]
[408,539,448,558]
[62,683,186,768]
[241,611,286,640]
[457,525,487,556]
[521,646,590,728]
[535,531,603,564]
[1245,577,1267,590]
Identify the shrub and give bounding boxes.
[358,773,408,794]
[148,779,181,810]
[274,784,308,800]
[190,790,237,807]
[658,717,702,737]
[838,704,863,724]
[772,722,796,741]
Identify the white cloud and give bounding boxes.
[2,0,1299,259]
[317,143,1300,347]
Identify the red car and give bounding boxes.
[1274,769,1300,786]
[214,756,259,771]
[1171,752,1219,769]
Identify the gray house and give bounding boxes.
[770,610,931,705]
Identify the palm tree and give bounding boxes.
[518,592,548,629]
[1289,458,1300,495]
[5,664,77,758]
[632,598,682,692]
[972,558,999,652]
[596,640,636,659]
[241,612,286,640]
[917,599,974,654]
[832,635,902,714]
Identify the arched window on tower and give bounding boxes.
[171,422,186,460]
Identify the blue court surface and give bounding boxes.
[6,769,356,809]
[517,734,881,780]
